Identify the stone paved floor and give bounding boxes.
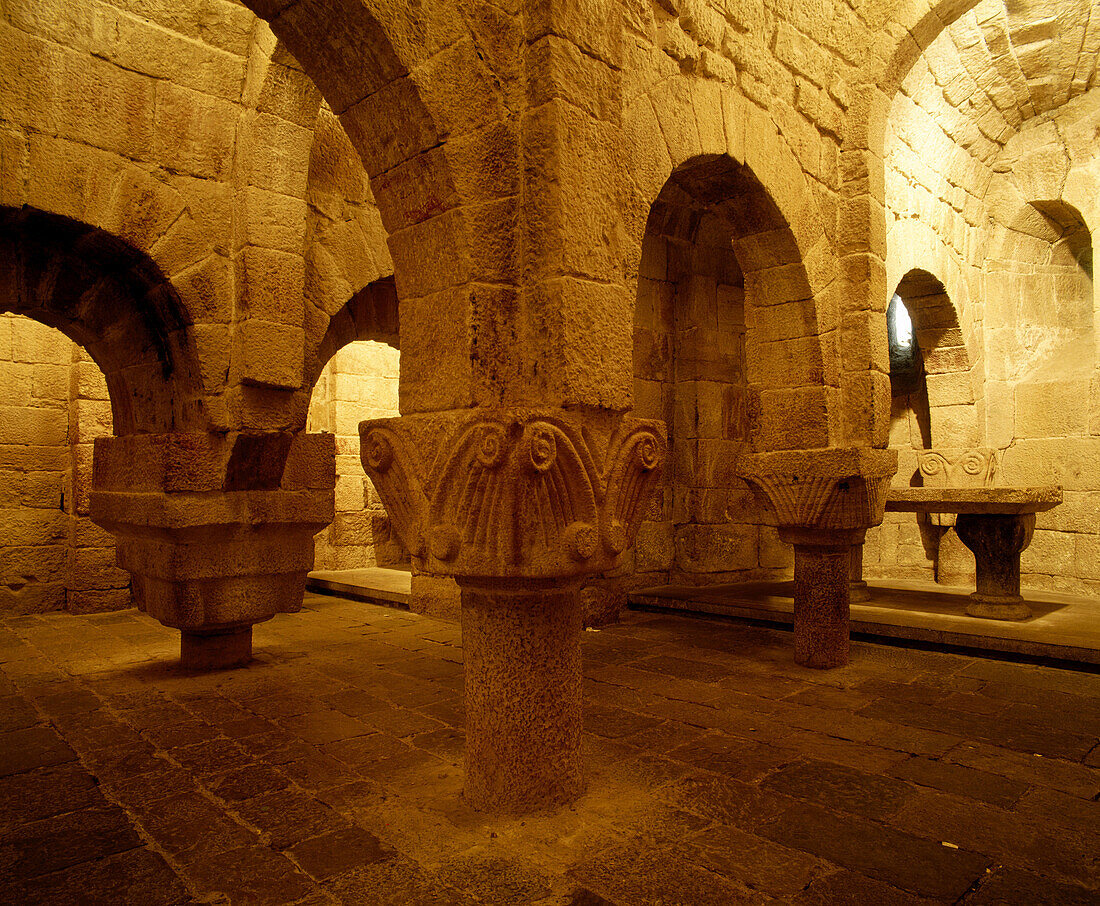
[1,593,1098,905]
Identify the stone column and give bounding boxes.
[360,410,665,813]
[740,449,897,669]
[460,581,583,812]
[91,432,335,669]
[783,529,866,668]
[955,513,1034,621]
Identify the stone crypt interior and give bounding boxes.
[1,0,1100,903]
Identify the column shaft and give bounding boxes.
[460,583,584,813]
[793,544,851,669]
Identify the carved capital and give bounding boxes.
[359,410,667,581]
[739,448,897,534]
[917,448,998,489]
[90,432,335,632]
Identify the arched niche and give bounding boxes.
[630,154,823,586]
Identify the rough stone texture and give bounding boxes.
[740,448,897,667]
[306,339,405,572]
[0,316,125,616]
[461,584,584,814]
[1,0,1099,841]
[0,594,1098,904]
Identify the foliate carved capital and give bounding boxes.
[359,410,667,581]
[739,448,898,537]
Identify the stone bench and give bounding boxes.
[884,487,1063,621]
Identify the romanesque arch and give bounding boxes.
[890,267,979,446]
[242,0,512,411]
[0,207,204,435]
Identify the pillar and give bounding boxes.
[461,582,583,812]
[360,411,666,814]
[181,626,253,670]
[955,513,1034,621]
[739,448,897,670]
[784,528,864,668]
[91,432,335,668]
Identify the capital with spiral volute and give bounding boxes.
[360,409,667,582]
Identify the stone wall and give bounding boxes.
[630,215,792,590]
[306,339,404,571]
[872,3,1100,598]
[0,314,127,615]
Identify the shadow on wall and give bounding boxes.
[0,315,130,615]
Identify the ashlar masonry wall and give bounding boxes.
[0,314,128,615]
[630,217,792,591]
[306,340,404,571]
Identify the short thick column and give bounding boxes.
[783,529,862,669]
[460,581,584,814]
[956,513,1034,621]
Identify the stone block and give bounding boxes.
[240,113,313,197]
[0,444,68,471]
[67,546,130,591]
[746,335,829,388]
[91,4,246,100]
[927,404,981,448]
[72,516,115,549]
[3,507,66,550]
[22,471,63,509]
[235,247,305,324]
[235,320,305,390]
[634,521,673,572]
[1020,529,1074,578]
[153,82,237,180]
[1074,534,1100,581]
[242,187,309,255]
[0,362,33,407]
[67,587,131,614]
[0,545,66,584]
[32,364,69,403]
[11,318,70,365]
[0,581,66,615]
[334,475,365,512]
[71,400,113,444]
[174,254,234,323]
[675,524,757,573]
[757,387,832,450]
[1016,380,1090,438]
[72,361,110,401]
[0,406,66,446]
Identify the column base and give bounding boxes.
[180,627,253,670]
[965,596,1031,621]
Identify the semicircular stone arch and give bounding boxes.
[0,207,205,435]
[243,0,513,412]
[306,275,400,392]
[890,267,979,447]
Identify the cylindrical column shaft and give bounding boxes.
[793,543,851,669]
[460,582,584,814]
[956,513,1034,620]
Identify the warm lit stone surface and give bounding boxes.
[1,593,1097,903]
